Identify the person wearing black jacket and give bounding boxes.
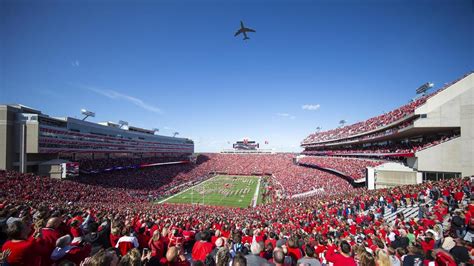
[449,239,470,265]
[451,210,466,238]
[83,219,111,255]
[402,245,424,266]
[391,230,409,250]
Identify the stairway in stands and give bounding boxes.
[382,200,432,224]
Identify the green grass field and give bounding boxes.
[161,175,261,208]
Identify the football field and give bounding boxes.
[160,175,261,208]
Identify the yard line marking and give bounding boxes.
[158,175,217,204]
[252,176,261,208]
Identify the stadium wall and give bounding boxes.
[24,121,39,153]
[374,170,419,189]
[367,162,420,189]
[411,74,474,177]
[0,105,15,170]
[414,138,468,175]
[38,160,65,179]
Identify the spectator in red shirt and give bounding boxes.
[70,219,85,245]
[325,240,357,266]
[286,237,303,261]
[211,230,221,245]
[192,231,214,262]
[137,226,151,249]
[454,190,464,202]
[109,227,121,248]
[38,217,63,265]
[434,249,457,266]
[149,230,166,261]
[1,220,41,266]
[420,232,435,254]
[115,227,139,256]
[314,238,327,262]
[264,232,277,251]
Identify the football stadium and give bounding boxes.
[1,1,473,266]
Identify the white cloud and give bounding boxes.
[71,60,80,67]
[302,104,321,111]
[84,86,163,114]
[276,113,296,119]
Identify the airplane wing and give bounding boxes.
[243,27,256,33]
[234,29,244,36]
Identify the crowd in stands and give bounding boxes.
[302,72,472,145]
[298,157,385,180]
[199,154,354,197]
[78,156,189,173]
[72,154,356,200]
[302,97,427,145]
[0,167,472,266]
[0,154,354,212]
[302,133,461,157]
[414,135,461,153]
[304,121,416,148]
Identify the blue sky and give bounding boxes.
[1,0,473,152]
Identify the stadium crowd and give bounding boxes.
[302,72,472,145]
[302,97,428,144]
[302,134,461,157]
[63,154,356,201]
[303,121,416,148]
[201,154,354,197]
[0,167,472,266]
[298,157,385,180]
[78,156,189,173]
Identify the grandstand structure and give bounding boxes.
[301,72,474,187]
[0,104,194,177]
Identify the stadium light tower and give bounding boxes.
[339,119,347,128]
[81,109,95,121]
[416,82,434,95]
[173,132,179,137]
[118,120,128,128]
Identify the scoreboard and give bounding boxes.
[233,139,259,150]
[61,162,80,178]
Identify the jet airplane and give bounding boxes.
[234,21,255,40]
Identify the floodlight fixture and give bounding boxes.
[118,120,129,128]
[416,82,434,95]
[81,109,95,121]
[339,119,347,127]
